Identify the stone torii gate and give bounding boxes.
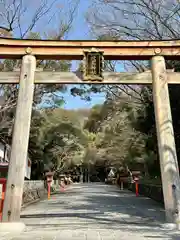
[0,38,180,229]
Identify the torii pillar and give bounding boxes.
[151,55,180,229]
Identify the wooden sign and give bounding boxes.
[83,48,104,81]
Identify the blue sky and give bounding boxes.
[60,0,106,110]
[68,0,91,40]
[31,0,105,110]
[63,86,105,109]
[14,0,111,110]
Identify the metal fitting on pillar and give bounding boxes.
[25,47,32,54]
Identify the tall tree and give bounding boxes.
[29,107,88,179]
[86,0,180,177]
[0,0,80,143]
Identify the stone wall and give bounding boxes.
[22,180,47,206]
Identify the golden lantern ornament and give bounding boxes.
[83,48,104,81]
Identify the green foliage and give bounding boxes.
[29,108,89,179]
[0,29,72,145]
[83,89,160,178]
[85,0,180,182]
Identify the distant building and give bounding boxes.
[0,138,31,179]
[0,138,9,163]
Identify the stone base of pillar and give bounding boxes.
[0,222,26,233]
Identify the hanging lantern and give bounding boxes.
[83,48,104,81]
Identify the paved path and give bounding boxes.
[1,183,180,239]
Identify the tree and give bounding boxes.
[29,107,88,179]
[0,0,79,39]
[85,0,180,179]
[87,0,180,40]
[83,96,147,175]
[0,0,80,144]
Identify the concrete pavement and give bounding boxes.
[0,183,180,239]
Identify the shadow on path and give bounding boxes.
[19,183,180,240]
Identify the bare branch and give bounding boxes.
[88,0,180,40]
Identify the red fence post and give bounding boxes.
[45,172,54,200]
[0,178,7,221]
[47,182,51,199]
[134,177,139,197]
[135,182,139,197]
